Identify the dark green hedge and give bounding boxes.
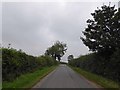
[2,48,58,81]
[68,49,120,83]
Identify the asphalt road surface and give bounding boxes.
[33,64,100,88]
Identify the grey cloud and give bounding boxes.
[2,2,118,61]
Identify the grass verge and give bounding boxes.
[3,65,57,89]
[69,66,120,89]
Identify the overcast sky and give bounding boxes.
[2,1,118,62]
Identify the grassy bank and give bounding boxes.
[3,65,57,89]
[69,66,120,89]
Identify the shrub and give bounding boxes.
[68,52,120,82]
[2,48,58,81]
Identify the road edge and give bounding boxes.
[68,65,103,89]
[31,65,59,88]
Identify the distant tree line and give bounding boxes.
[68,5,120,83]
[2,47,58,81]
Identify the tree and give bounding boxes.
[68,55,74,62]
[81,5,120,57]
[45,41,67,62]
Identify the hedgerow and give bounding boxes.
[68,49,120,83]
[2,47,58,81]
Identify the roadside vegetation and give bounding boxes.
[68,4,120,88]
[2,41,67,88]
[3,66,57,88]
[70,66,120,89]
[2,47,58,82]
[68,52,120,84]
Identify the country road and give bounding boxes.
[32,64,100,88]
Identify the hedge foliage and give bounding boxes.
[2,48,58,81]
[68,48,120,83]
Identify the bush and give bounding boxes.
[2,48,58,81]
[105,48,120,82]
[68,51,120,83]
